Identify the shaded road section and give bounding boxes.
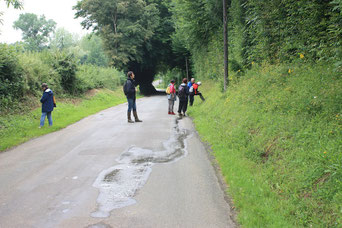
[0,96,236,228]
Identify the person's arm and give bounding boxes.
[128,81,136,95]
[40,92,47,103]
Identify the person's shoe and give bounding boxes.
[133,111,143,122]
[178,112,182,117]
[171,112,176,115]
[168,111,171,115]
[127,111,134,123]
[183,113,187,117]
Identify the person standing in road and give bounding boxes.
[178,78,189,117]
[188,78,195,106]
[167,79,177,115]
[123,71,142,123]
[39,83,56,128]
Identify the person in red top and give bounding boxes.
[167,79,177,115]
[192,81,205,104]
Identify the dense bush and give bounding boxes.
[76,64,125,93]
[50,51,78,94]
[0,44,23,98]
[18,52,62,96]
[156,68,185,88]
[0,47,124,113]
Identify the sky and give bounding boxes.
[0,0,88,43]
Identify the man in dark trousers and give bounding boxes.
[188,78,195,106]
[178,78,189,116]
[123,71,142,123]
[39,83,56,128]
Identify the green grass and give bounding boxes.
[188,63,342,227]
[0,89,127,152]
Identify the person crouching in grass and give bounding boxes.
[39,83,56,128]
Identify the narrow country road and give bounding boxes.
[0,96,236,228]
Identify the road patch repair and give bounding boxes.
[91,119,192,218]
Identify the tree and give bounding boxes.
[80,34,109,67]
[3,0,22,8]
[50,28,78,51]
[74,0,176,94]
[13,13,56,51]
[0,0,23,27]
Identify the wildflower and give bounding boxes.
[324,151,327,154]
[238,69,241,72]
[300,53,304,59]
[252,61,255,65]
[314,96,317,99]
[288,69,292,74]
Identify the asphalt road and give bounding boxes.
[0,96,236,228]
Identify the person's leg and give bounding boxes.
[189,95,194,106]
[183,99,188,115]
[199,93,205,101]
[178,100,183,115]
[47,112,53,126]
[168,99,172,113]
[132,99,142,122]
[127,99,134,123]
[40,112,47,127]
[171,100,175,114]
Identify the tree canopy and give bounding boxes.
[74,0,186,93]
[13,13,56,51]
[73,0,341,91]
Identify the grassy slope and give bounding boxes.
[0,89,127,151]
[188,64,341,227]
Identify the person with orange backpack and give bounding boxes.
[189,81,205,106]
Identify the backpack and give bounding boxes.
[166,84,171,94]
[123,81,128,95]
[178,85,186,99]
[193,83,199,94]
[53,95,57,107]
[189,86,194,93]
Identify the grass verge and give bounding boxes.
[0,89,127,152]
[188,63,341,227]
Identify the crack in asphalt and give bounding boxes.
[91,119,191,218]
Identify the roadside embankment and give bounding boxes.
[188,64,341,227]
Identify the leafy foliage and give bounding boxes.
[74,0,185,94]
[74,0,159,69]
[50,51,78,93]
[0,44,23,98]
[13,13,56,51]
[79,34,109,67]
[3,0,22,8]
[50,28,79,51]
[170,0,342,78]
